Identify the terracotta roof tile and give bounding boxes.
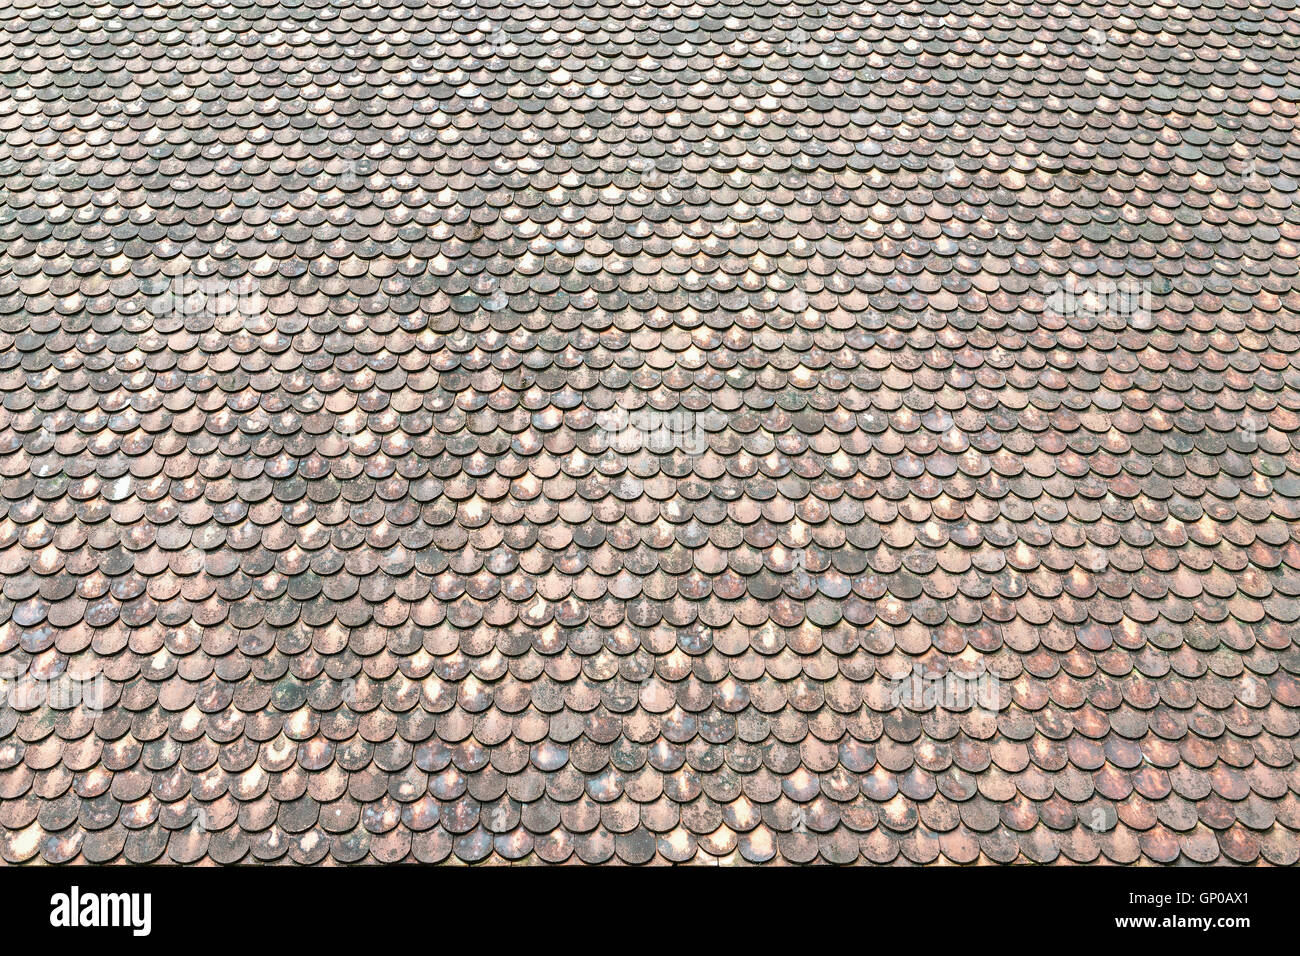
[1,0,1299,866]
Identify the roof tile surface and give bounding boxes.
[1,0,1299,864]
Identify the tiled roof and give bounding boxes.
[1,0,1299,866]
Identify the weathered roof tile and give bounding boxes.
[1,0,1299,866]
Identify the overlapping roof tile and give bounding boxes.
[1,0,1299,865]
